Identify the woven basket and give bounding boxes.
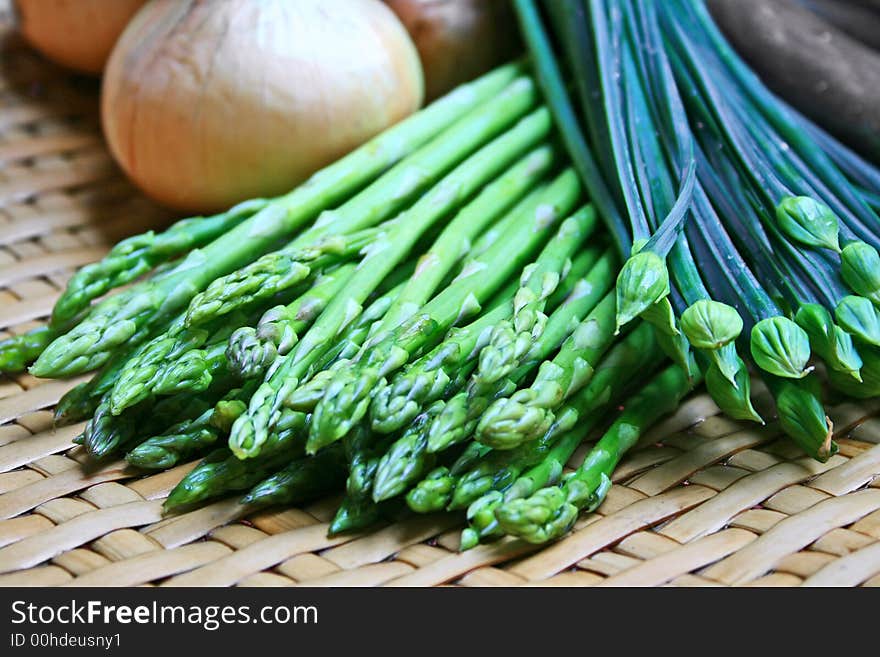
[1,7,879,588]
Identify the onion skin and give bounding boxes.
[102,0,424,213]
[386,0,520,101]
[14,0,146,74]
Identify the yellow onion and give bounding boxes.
[102,0,424,213]
[386,0,520,100]
[14,0,147,74]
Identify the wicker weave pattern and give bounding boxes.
[0,8,879,587]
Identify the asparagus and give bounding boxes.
[164,405,308,509]
[425,247,618,453]
[406,466,457,513]
[82,389,218,460]
[54,199,270,326]
[29,66,527,378]
[231,105,554,458]
[163,446,298,511]
[182,224,387,329]
[306,167,581,453]
[369,144,557,334]
[240,445,347,508]
[372,402,444,501]
[107,309,253,415]
[328,497,385,536]
[125,383,256,470]
[368,298,513,435]
[0,325,67,374]
[386,253,623,501]
[496,359,700,543]
[227,264,357,378]
[476,205,600,386]
[458,323,663,547]
[475,291,618,449]
[284,193,556,417]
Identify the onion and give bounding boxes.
[101,0,424,213]
[14,0,146,74]
[386,0,520,101]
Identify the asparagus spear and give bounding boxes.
[460,324,663,547]
[475,291,618,449]
[240,445,347,508]
[371,402,445,501]
[496,359,700,544]
[30,66,528,378]
[368,297,513,435]
[476,205,600,385]
[163,446,298,511]
[126,384,256,471]
[426,247,618,453]
[307,168,581,453]
[54,198,270,326]
[226,264,357,378]
[231,103,553,459]
[182,224,387,329]
[379,252,623,500]
[107,309,253,415]
[369,144,557,334]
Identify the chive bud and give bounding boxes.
[841,241,880,306]
[750,316,812,378]
[775,196,841,252]
[835,296,880,347]
[681,299,743,349]
[794,303,863,381]
[639,296,679,336]
[767,376,837,462]
[705,356,763,423]
[655,326,694,378]
[706,342,743,388]
[614,251,670,333]
[827,348,880,399]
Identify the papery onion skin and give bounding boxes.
[14,0,146,75]
[101,0,424,213]
[386,0,520,101]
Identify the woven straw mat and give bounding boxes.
[0,8,879,589]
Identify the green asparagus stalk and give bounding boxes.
[425,247,618,453]
[29,66,527,378]
[182,224,386,329]
[107,308,253,415]
[475,292,619,449]
[392,254,623,504]
[369,144,557,334]
[371,402,445,501]
[239,445,347,508]
[496,359,700,544]
[306,167,581,453]
[0,325,68,374]
[124,384,255,470]
[54,199,271,326]
[406,466,457,513]
[476,205,600,385]
[163,446,297,511]
[232,106,555,458]
[226,264,357,378]
[368,299,514,435]
[459,323,663,547]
